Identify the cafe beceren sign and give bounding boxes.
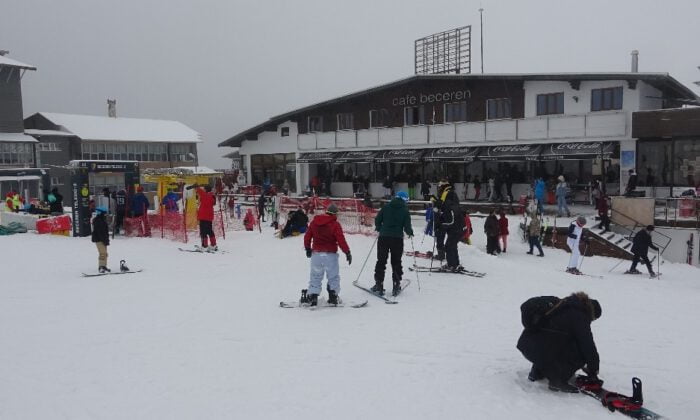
[392,90,471,107]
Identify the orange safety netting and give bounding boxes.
[279,196,377,236]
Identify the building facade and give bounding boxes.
[0,53,44,200]
[219,73,698,199]
[25,112,201,199]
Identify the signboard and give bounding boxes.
[540,142,616,160]
[423,147,479,162]
[478,145,542,161]
[297,152,338,163]
[375,149,426,162]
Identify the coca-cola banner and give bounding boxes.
[540,142,616,160]
[335,150,380,163]
[297,152,339,163]
[423,147,479,162]
[478,144,542,161]
[375,149,427,162]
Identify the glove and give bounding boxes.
[305,248,312,258]
[345,252,352,265]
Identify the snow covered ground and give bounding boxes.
[1,215,699,419]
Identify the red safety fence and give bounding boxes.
[279,196,377,236]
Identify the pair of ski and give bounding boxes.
[351,278,411,305]
[280,298,368,310]
[410,264,486,278]
[178,247,228,254]
[564,270,604,279]
[574,375,663,419]
[82,269,142,277]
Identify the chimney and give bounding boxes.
[107,99,117,118]
[0,50,9,56]
[631,50,639,73]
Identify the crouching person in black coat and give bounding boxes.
[517,292,602,393]
[92,206,111,273]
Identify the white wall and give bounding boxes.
[638,82,664,111]
[654,227,700,267]
[238,121,298,156]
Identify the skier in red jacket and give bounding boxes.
[498,210,509,253]
[187,184,218,251]
[303,204,351,306]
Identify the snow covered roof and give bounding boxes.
[0,55,36,70]
[24,129,76,138]
[35,112,202,143]
[0,132,38,143]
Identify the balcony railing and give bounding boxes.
[298,111,628,150]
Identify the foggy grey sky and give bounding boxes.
[2,0,699,169]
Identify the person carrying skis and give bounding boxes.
[186,184,218,251]
[566,216,587,274]
[517,292,602,393]
[526,213,545,257]
[498,210,509,253]
[625,225,659,277]
[303,204,351,306]
[92,206,111,273]
[484,209,501,255]
[373,191,413,296]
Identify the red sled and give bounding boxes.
[36,214,72,234]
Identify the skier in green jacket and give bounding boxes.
[372,191,414,296]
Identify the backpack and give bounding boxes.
[520,296,560,330]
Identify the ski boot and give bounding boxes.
[548,379,579,393]
[452,265,464,273]
[370,282,385,296]
[299,289,309,304]
[624,268,642,274]
[527,365,545,382]
[308,293,319,307]
[194,245,204,252]
[207,245,218,253]
[392,280,401,297]
[99,266,111,274]
[327,290,339,305]
[649,271,657,278]
[120,260,129,273]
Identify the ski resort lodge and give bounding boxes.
[218,72,699,200]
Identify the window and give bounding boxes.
[280,127,290,137]
[404,105,425,125]
[337,113,354,130]
[591,87,623,111]
[444,102,468,123]
[0,143,34,165]
[38,143,61,152]
[51,176,64,186]
[487,98,512,120]
[536,92,564,115]
[369,109,390,128]
[171,144,196,162]
[308,116,323,132]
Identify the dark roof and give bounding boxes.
[218,73,700,148]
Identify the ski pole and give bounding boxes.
[354,235,378,284]
[608,258,625,273]
[429,212,437,276]
[656,249,660,277]
[410,235,421,291]
[578,240,589,272]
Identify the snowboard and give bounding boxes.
[410,265,486,278]
[279,299,368,309]
[574,375,664,419]
[352,278,411,304]
[82,269,143,277]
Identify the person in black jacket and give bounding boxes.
[47,187,64,214]
[257,193,267,222]
[438,195,465,271]
[421,179,431,202]
[92,206,111,273]
[484,210,501,255]
[625,225,659,277]
[517,292,602,393]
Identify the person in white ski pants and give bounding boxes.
[309,252,340,295]
[566,216,587,273]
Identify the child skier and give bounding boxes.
[187,184,218,251]
[303,204,352,306]
[243,208,256,231]
[566,216,587,274]
[92,206,111,273]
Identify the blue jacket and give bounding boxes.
[162,192,179,212]
[534,180,546,200]
[132,193,150,216]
